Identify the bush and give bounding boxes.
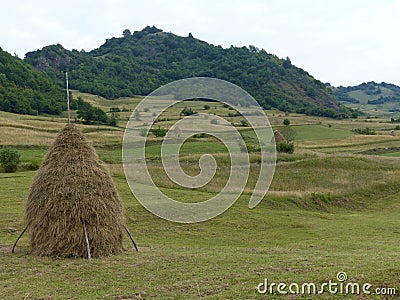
[276,142,294,153]
[108,116,118,126]
[352,127,376,135]
[210,119,218,125]
[139,128,148,137]
[27,160,40,170]
[240,120,249,127]
[0,149,21,173]
[181,106,197,116]
[151,126,167,137]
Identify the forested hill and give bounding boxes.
[0,48,65,115]
[24,26,356,118]
[334,81,400,105]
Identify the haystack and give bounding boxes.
[25,124,125,258]
[272,130,286,143]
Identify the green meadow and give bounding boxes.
[1,95,400,299]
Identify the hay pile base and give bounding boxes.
[25,124,125,258]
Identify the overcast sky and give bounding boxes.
[1,0,399,86]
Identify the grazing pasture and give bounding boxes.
[1,96,399,299]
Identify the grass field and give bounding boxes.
[1,98,400,299]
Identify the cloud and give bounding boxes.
[1,0,399,86]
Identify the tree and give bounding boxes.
[76,99,108,124]
[281,124,296,142]
[0,149,20,173]
[283,118,290,126]
[123,29,131,37]
[283,57,292,69]
[180,106,197,116]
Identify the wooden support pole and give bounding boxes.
[83,222,92,261]
[124,225,138,252]
[66,72,70,124]
[12,225,28,254]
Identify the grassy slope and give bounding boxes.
[1,99,400,299]
[344,86,400,118]
[348,86,394,104]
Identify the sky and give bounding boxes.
[1,0,399,87]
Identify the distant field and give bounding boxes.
[1,96,400,299]
[380,151,400,157]
[289,124,353,141]
[349,86,394,104]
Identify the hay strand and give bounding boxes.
[25,124,125,258]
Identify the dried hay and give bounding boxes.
[25,124,125,258]
[272,130,286,143]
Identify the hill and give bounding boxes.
[24,26,357,119]
[0,48,65,115]
[334,81,400,117]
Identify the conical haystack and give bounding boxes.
[25,124,125,258]
[272,130,286,143]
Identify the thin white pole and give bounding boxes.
[66,72,70,124]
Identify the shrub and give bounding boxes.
[276,142,294,154]
[108,116,118,126]
[151,126,167,137]
[139,128,148,137]
[352,127,376,135]
[203,105,210,110]
[240,120,249,127]
[27,160,40,170]
[181,106,197,116]
[283,118,290,126]
[210,119,218,125]
[0,149,21,173]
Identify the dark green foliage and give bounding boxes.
[368,96,397,105]
[0,149,20,173]
[352,127,376,135]
[24,26,356,118]
[108,116,117,127]
[276,142,294,153]
[240,120,249,127]
[151,126,167,137]
[283,118,290,126]
[0,48,65,115]
[180,106,196,116]
[27,160,40,170]
[390,118,400,123]
[203,104,210,110]
[75,97,108,124]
